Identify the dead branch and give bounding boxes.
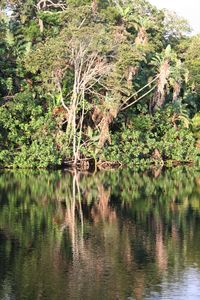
[121,85,157,111]
[36,0,67,11]
[120,75,159,110]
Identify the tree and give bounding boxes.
[0,0,198,168]
[185,35,200,93]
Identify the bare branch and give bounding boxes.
[57,81,69,112]
[121,85,157,111]
[120,75,159,109]
[36,0,67,11]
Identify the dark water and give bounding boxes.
[0,167,200,300]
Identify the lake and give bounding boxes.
[0,167,199,300]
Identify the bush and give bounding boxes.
[103,108,198,165]
[0,91,62,168]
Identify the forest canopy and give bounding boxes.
[0,0,199,168]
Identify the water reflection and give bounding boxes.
[0,167,199,300]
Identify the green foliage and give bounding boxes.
[192,113,200,146]
[0,91,63,168]
[104,107,198,165]
[0,0,199,168]
[0,20,16,97]
[185,35,200,92]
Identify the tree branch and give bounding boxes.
[120,75,159,109]
[121,85,157,111]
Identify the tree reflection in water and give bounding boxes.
[0,167,199,300]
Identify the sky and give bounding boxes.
[149,0,200,34]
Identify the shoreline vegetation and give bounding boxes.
[0,0,199,170]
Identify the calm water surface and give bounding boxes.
[0,167,200,300]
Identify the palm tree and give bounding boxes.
[151,45,188,112]
[150,46,171,110]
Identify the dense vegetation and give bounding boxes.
[0,0,199,168]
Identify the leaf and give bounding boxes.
[165,44,171,58]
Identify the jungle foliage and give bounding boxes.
[0,0,199,168]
